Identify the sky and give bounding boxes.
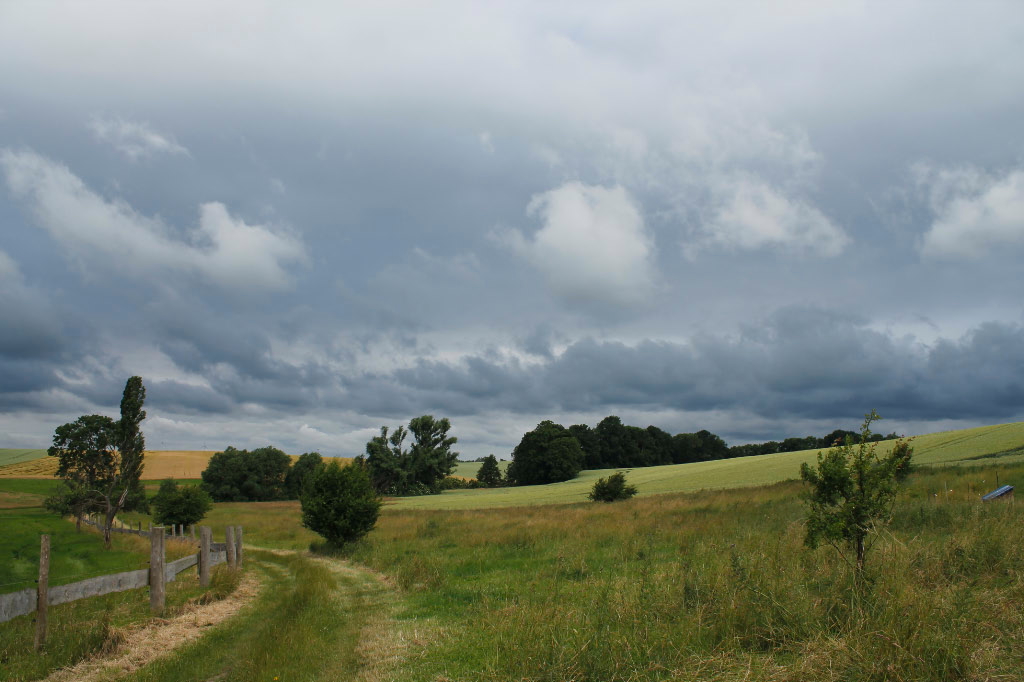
[1,1,1023,459]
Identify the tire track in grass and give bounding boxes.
[100,548,423,682]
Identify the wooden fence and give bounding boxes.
[0,523,244,651]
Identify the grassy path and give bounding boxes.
[106,547,411,682]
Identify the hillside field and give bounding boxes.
[395,420,1024,510]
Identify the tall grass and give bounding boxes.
[347,463,1024,681]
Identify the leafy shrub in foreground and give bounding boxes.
[589,471,638,502]
[301,460,382,546]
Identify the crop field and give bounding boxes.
[0,450,348,480]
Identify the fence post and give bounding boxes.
[235,526,243,568]
[150,527,165,615]
[34,534,49,651]
[225,526,237,569]
[199,526,211,587]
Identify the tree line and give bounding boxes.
[504,416,903,486]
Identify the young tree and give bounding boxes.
[47,377,149,548]
[476,454,503,487]
[151,478,213,527]
[800,410,913,576]
[301,460,382,546]
[589,471,638,502]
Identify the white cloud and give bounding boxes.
[1,148,307,291]
[919,166,1024,259]
[502,182,657,307]
[478,131,495,154]
[89,115,189,160]
[688,178,849,258]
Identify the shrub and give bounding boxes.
[151,478,213,527]
[589,471,638,502]
[301,460,382,546]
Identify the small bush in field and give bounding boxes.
[589,471,637,502]
[301,460,381,546]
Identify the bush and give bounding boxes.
[301,460,382,546]
[588,471,638,502]
[438,476,481,490]
[152,478,213,527]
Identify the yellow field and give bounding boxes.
[0,450,352,479]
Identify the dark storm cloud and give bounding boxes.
[147,380,235,415]
[349,310,1024,428]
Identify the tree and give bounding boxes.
[285,452,324,499]
[364,416,459,495]
[589,471,638,502]
[407,415,460,489]
[506,421,583,486]
[201,446,291,502]
[301,460,382,546]
[47,377,150,548]
[800,410,914,576]
[476,454,503,487]
[151,478,213,527]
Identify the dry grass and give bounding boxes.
[0,451,353,480]
[40,569,259,682]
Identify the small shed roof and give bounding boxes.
[981,485,1014,501]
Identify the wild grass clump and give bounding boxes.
[349,462,1024,682]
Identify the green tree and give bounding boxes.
[46,377,150,548]
[365,416,459,495]
[800,410,914,575]
[588,471,638,502]
[301,460,382,546]
[201,445,291,501]
[506,421,583,486]
[285,452,324,499]
[365,424,409,494]
[476,454,503,487]
[151,478,213,527]
[407,415,459,489]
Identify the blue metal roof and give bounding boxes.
[981,485,1014,501]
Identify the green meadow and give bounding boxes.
[0,449,47,467]
[2,420,1023,681]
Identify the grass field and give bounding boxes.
[85,459,1024,681]
[0,449,47,467]
[394,421,1024,510]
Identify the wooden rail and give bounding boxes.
[0,523,244,647]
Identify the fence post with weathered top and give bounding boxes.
[150,527,165,615]
[34,534,49,651]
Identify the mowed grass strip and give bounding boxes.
[395,421,1024,510]
[108,550,402,682]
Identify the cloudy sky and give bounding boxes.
[2,1,1023,459]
